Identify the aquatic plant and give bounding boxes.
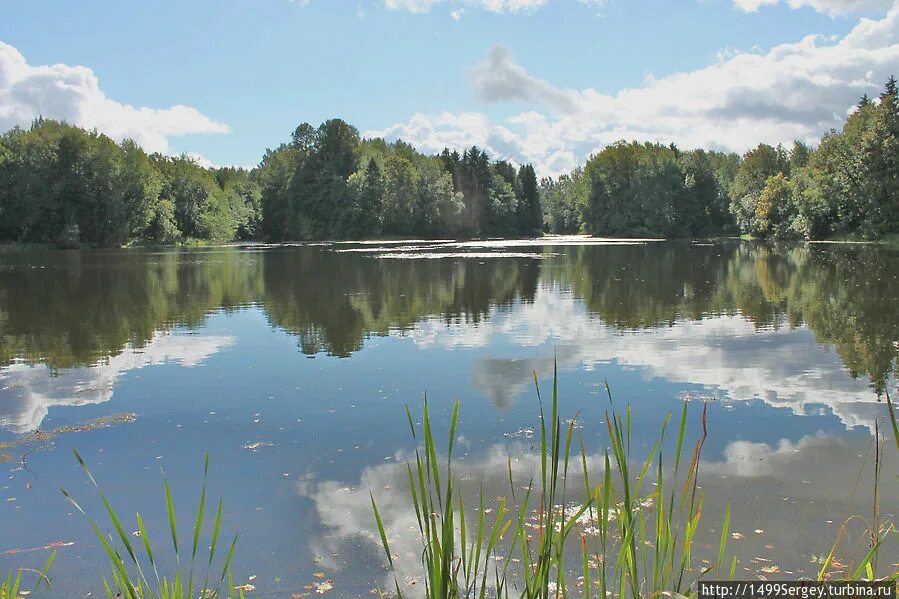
[815,395,899,584]
[0,552,54,599]
[61,451,244,599]
[371,363,735,598]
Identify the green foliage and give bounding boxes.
[754,172,793,238]
[540,169,588,234]
[755,77,898,241]
[0,120,259,247]
[516,164,541,234]
[579,142,738,238]
[256,125,534,241]
[729,143,790,234]
[546,76,897,241]
[0,121,164,247]
[147,198,181,244]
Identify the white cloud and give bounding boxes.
[0,41,229,154]
[734,0,896,16]
[366,5,899,176]
[468,46,580,113]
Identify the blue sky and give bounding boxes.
[1,0,897,174]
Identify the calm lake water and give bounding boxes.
[1,238,897,597]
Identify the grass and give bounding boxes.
[61,450,243,599]
[371,364,898,599]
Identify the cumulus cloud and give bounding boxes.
[733,0,896,16]
[0,41,229,154]
[367,5,899,176]
[468,46,580,113]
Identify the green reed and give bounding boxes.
[61,450,243,599]
[0,552,54,599]
[815,394,899,585]
[372,398,512,598]
[372,362,735,598]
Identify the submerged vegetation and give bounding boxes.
[0,79,896,247]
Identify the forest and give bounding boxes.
[0,77,895,247]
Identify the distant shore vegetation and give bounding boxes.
[0,77,895,248]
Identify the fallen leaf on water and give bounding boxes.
[292,594,309,599]
[234,583,255,592]
[248,575,257,581]
[313,581,333,594]
[45,541,74,549]
[2,541,74,555]
[313,572,325,579]
[242,441,273,450]
[760,565,781,574]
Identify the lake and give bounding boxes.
[1,238,897,597]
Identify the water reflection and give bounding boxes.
[456,309,884,431]
[2,242,895,401]
[0,331,234,433]
[299,432,897,594]
[1,239,898,595]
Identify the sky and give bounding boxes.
[1,0,897,175]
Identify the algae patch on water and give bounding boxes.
[0,412,138,452]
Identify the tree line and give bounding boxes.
[0,119,263,247]
[257,120,541,241]
[543,76,898,241]
[0,76,895,247]
[0,119,540,247]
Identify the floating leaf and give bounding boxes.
[313,580,333,594]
